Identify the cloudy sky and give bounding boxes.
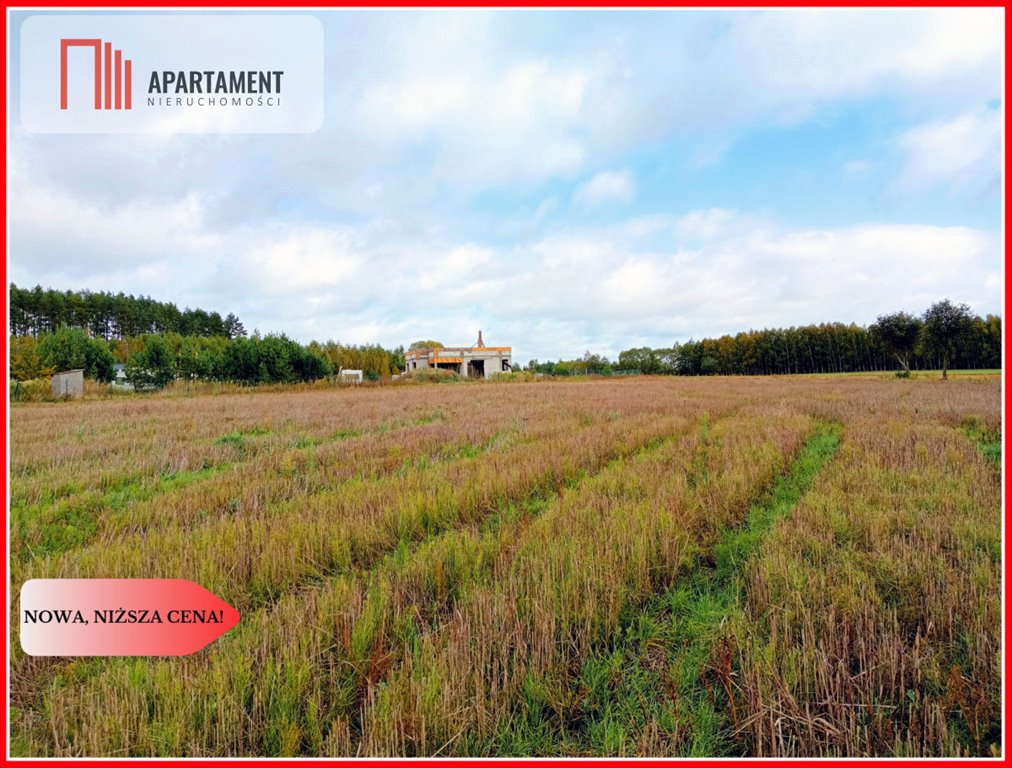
[9,9,1004,363]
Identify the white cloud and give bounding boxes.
[10,166,1001,362]
[842,159,874,178]
[674,208,739,241]
[443,216,1000,358]
[573,169,635,206]
[716,9,1002,116]
[893,108,1002,195]
[9,159,221,277]
[10,8,1003,210]
[339,9,1003,186]
[241,228,362,295]
[581,8,1003,165]
[354,13,595,185]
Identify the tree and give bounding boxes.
[8,284,245,341]
[579,351,612,375]
[921,300,974,380]
[219,338,260,384]
[872,311,922,373]
[223,312,247,339]
[618,347,659,374]
[125,335,177,390]
[657,345,680,375]
[38,326,88,372]
[10,336,53,381]
[37,326,115,382]
[176,336,224,381]
[85,338,116,383]
[409,340,443,350]
[391,345,405,374]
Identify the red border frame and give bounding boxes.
[1,2,1007,766]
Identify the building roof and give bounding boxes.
[406,346,511,357]
[405,331,511,358]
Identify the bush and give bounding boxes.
[489,371,536,383]
[398,368,463,384]
[10,378,54,402]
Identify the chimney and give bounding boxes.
[475,330,485,348]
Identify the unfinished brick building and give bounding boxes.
[404,331,512,379]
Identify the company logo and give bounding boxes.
[60,38,132,110]
[25,16,323,134]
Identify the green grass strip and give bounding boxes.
[509,421,841,757]
[960,417,1001,468]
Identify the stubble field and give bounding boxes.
[8,375,1002,757]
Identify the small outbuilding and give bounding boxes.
[51,369,84,398]
[338,369,364,384]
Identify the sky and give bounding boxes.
[9,9,1004,364]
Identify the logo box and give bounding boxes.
[20,14,324,134]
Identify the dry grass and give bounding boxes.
[9,375,1001,757]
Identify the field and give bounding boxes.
[8,375,1002,757]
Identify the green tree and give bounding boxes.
[391,345,405,374]
[8,284,245,341]
[920,300,974,380]
[219,338,260,384]
[38,326,87,371]
[618,347,659,374]
[125,335,177,390]
[223,312,247,339]
[872,311,922,373]
[87,340,117,383]
[38,326,115,382]
[175,336,223,381]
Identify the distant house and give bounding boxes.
[405,331,512,379]
[112,363,134,390]
[51,369,84,398]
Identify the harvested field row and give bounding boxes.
[736,415,1001,757]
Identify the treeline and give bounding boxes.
[10,328,404,390]
[309,341,404,380]
[526,352,618,376]
[123,334,332,389]
[617,301,1000,377]
[10,284,246,339]
[12,291,998,392]
[11,328,117,382]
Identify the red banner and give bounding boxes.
[20,579,240,656]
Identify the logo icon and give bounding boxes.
[60,38,132,110]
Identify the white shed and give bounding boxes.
[51,369,84,398]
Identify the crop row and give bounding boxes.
[735,414,1001,756]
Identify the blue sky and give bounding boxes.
[10,9,1004,363]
